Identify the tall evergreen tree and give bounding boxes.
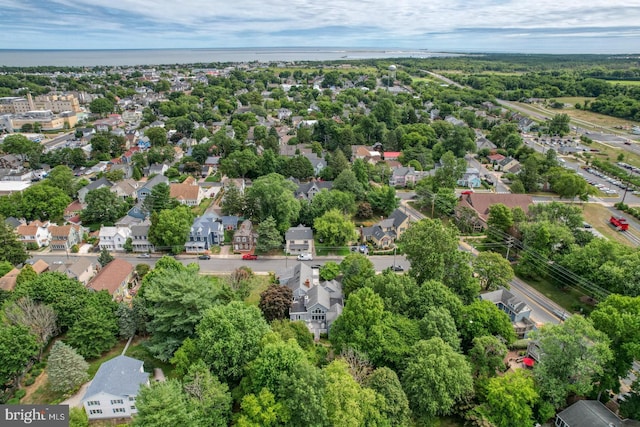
[47,341,89,392]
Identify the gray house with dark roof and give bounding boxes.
[555,400,639,427]
[480,287,536,338]
[131,219,154,253]
[294,181,333,201]
[281,263,344,338]
[361,208,410,249]
[285,224,314,255]
[82,355,149,421]
[136,174,169,202]
[185,213,223,253]
[78,177,113,204]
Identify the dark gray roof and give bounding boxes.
[389,208,408,229]
[142,174,168,190]
[83,356,149,399]
[295,181,333,197]
[4,216,21,229]
[85,177,113,192]
[556,400,623,427]
[307,285,330,310]
[480,287,531,315]
[286,224,313,240]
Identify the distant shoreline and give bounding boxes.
[0,47,458,67]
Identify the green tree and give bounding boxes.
[309,190,357,218]
[235,388,287,427]
[285,155,314,180]
[69,407,88,427]
[0,324,38,386]
[333,169,365,200]
[319,261,340,281]
[45,165,76,197]
[367,185,399,217]
[115,303,137,338]
[472,251,514,291]
[21,183,71,221]
[259,284,293,322]
[547,113,571,136]
[89,98,114,116]
[419,306,461,351]
[1,134,43,165]
[324,359,384,427]
[459,300,517,348]
[133,380,192,427]
[65,303,118,359]
[145,127,168,146]
[15,264,38,288]
[487,203,514,234]
[256,216,282,253]
[481,370,539,427]
[142,269,223,361]
[548,168,590,199]
[46,341,89,392]
[194,302,270,384]
[0,217,28,265]
[533,315,613,408]
[143,182,175,215]
[97,248,114,267]
[519,156,541,192]
[149,205,194,252]
[339,253,375,297]
[363,367,411,427]
[402,338,474,420]
[245,173,300,234]
[590,294,640,392]
[220,149,259,178]
[82,187,127,225]
[398,218,459,286]
[221,183,245,216]
[433,151,466,189]
[183,361,232,427]
[468,335,508,378]
[314,209,357,248]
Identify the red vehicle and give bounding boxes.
[610,216,629,231]
[242,253,258,260]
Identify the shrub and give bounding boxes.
[71,244,79,253]
[26,242,39,251]
[24,377,35,386]
[14,389,26,399]
[7,398,20,404]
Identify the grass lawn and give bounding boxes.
[191,198,213,216]
[606,80,640,86]
[582,203,637,247]
[87,340,129,378]
[245,275,272,306]
[554,96,596,105]
[315,244,350,256]
[520,275,593,314]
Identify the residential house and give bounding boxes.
[49,224,84,251]
[64,200,84,221]
[0,268,20,291]
[476,136,497,151]
[285,224,314,255]
[233,220,257,253]
[147,163,168,177]
[479,287,536,338]
[456,193,533,232]
[204,156,220,171]
[88,259,135,300]
[351,145,382,164]
[457,168,482,188]
[487,153,506,165]
[62,257,97,285]
[78,177,113,204]
[444,115,467,127]
[82,355,149,421]
[136,174,169,202]
[185,213,224,253]
[294,181,333,201]
[99,226,132,252]
[221,177,245,194]
[389,166,426,187]
[221,215,239,231]
[109,163,133,180]
[496,156,521,174]
[15,220,51,248]
[361,208,410,249]
[554,400,636,427]
[130,220,154,253]
[281,263,343,338]
[169,176,204,206]
[384,152,401,161]
[110,179,139,200]
[305,153,327,176]
[30,259,49,274]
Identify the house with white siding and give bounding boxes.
[82,355,149,421]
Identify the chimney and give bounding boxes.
[304,279,310,288]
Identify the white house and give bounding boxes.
[99,226,131,252]
[82,355,149,421]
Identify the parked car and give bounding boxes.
[198,254,211,260]
[311,264,322,269]
[297,253,313,261]
[242,253,258,260]
[138,253,150,258]
[391,265,404,272]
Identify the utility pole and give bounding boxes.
[505,236,515,260]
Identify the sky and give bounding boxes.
[1,0,640,53]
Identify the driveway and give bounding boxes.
[60,380,91,408]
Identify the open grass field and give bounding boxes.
[582,203,637,247]
[554,96,595,105]
[606,80,640,86]
[245,275,272,306]
[521,275,593,314]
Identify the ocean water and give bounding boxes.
[0,47,456,67]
